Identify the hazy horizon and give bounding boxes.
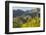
[13,7,34,11]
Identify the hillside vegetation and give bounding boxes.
[13,17,40,28]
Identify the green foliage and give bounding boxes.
[13,17,40,28]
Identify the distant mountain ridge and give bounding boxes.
[13,9,25,17]
[13,9,32,17]
[13,8,40,17]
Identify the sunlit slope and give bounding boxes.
[13,17,40,28]
[21,17,40,28]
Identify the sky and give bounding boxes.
[13,7,33,11]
